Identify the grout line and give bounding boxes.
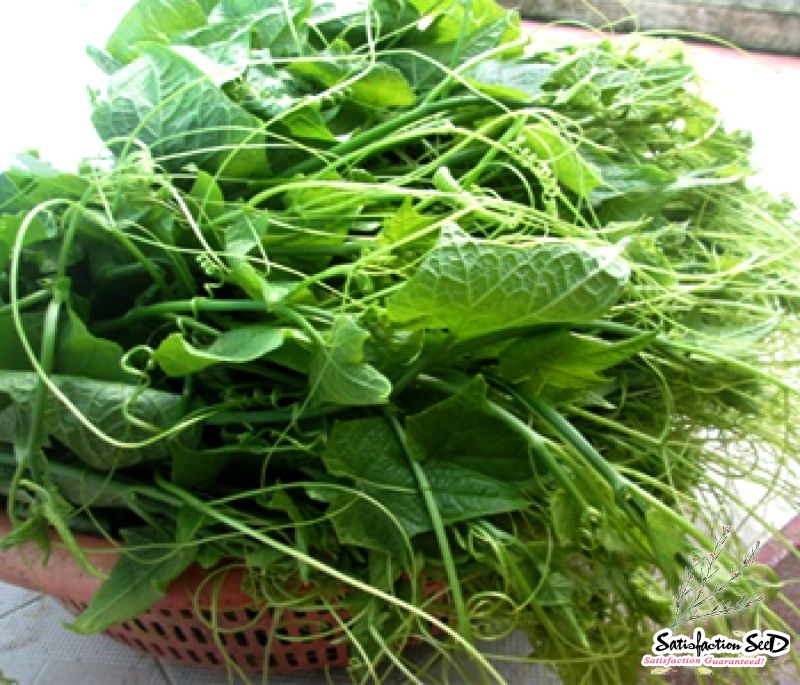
[0,594,43,621]
[155,658,178,685]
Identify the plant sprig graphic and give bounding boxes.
[671,526,764,628]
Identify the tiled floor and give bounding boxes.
[1,3,799,684]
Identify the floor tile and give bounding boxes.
[0,585,39,620]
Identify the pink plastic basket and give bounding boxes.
[0,515,355,673]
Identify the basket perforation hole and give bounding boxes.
[253,628,268,647]
[114,633,134,647]
[233,631,249,648]
[245,654,258,669]
[168,647,182,660]
[268,654,278,669]
[173,625,188,642]
[205,650,220,665]
[186,649,201,663]
[223,610,238,622]
[326,646,341,662]
[306,649,320,665]
[180,609,193,620]
[149,642,165,657]
[151,621,166,638]
[190,626,208,645]
[133,618,148,632]
[159,609,172,618]
[285,652,299,667]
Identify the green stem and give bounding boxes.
[415,372,591,509]
[92,298,271,334]
[285,96,493,178]
[496,378,645,517]
[0,289,51,316]
[384,412,472,642]
[206,403,341,425]
[485,400,590,510]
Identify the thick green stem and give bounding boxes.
[286,96,493,177]
[0,289,51,316]
[92,298,271,334]
[384,412,472,642]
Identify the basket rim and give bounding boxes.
[0,513,253,609]
[3,511,799,609]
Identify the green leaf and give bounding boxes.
[56,310,136,383]
[218,0,311,56]
[0,310,44,372]
[309,316,391,406]
[69,528,197,633]
[0,156,89,213]
[187,170,226,221]
[378,199,438,251]
[522,121,603,199]
[466,60,553,101]
[291,57,415,108]
[405,377,534,482]
[1,309,133,382]
[386,227,630,338]
[0,372,188,469]
[323,417,528,557]
[92,44,266,177]
[86,46,124,75]
[350,63,416,108]
[170,445,235,489]
[645,508,686,587]
[407,0,518,47]
[498,330,654,389]
[107,0,209,64]
[0,213,57,284]
[153,325,284,377]
[551,489,583,547]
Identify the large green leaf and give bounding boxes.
[0,372,188,469]
[92,44,266,177]
[405,376,534,482]
[69,528,197,633]
[107,0,209,64]
[498,330,654,389]
[153,325,284,377]
[309,315,392,406]
[386,227,630,338]
[322,416,528,556]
